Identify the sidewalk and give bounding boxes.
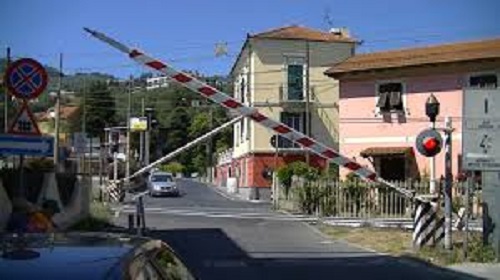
[447,263,500,279]
[198,179,269,204]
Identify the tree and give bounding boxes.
[160,162,185,175]
[84,81,116,138]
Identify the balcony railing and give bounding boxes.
[278,84,317,104]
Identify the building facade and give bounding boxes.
[325,38,500,181]
[216,25,357,200]
[146,76,169,91]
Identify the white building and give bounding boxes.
[146,76,170,90]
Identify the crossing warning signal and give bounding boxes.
[416,129,443,157]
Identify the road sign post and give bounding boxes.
[3,57,50,198]
[462,88,500,258]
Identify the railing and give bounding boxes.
[277,178,483,219]
[278,84,317,103]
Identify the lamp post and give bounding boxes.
[426,93,440,194]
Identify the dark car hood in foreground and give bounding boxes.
[0,232,154,280]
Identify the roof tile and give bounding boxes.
[250,25,355,43]
[326,38,500,75]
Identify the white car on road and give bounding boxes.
[147,172,179,197]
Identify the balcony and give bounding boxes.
[278,84,317,109]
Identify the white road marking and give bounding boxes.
[114,206,318,221]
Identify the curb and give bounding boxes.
[202,181,270,204]
[211,186,238,201]
[277,209,385,256]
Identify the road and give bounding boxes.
[114,179,480,280]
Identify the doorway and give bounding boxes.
[379,156,406,181]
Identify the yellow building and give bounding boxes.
[216,25,357,200]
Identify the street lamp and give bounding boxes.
[426,93,440,124]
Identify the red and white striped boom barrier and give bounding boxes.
[84,28,414,199]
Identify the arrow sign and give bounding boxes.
[0,134,54,157]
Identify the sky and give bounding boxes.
[1,0,499,79]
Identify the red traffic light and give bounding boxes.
[416,129,443,157]
[423,137,439,152]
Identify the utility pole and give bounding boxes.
[4,47,11,133]
[53,53,63,169]
[144,107,153,166]
[305,41,311,165]
[126,76,132,185]
[139,97,145,166]
[444,116,453,250]
[206,100,214,182]
[82,73,87,175]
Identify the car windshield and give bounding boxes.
[151,175,173,182]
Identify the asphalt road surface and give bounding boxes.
[114,179,480,280]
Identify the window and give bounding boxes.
[246,118,251,140]
[278,112,305,148]
[240,119,244,143]
[469,74,497,88]
[240,76,246,103]
[286,57,305,101]
[151,175,173,182]
[235,124,240,146]
[376,82,404,112]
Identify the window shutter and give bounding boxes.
[389,91,402,108]
[376,92,389,109]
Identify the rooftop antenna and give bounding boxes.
[323,6,334,30]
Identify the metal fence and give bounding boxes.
[277,178,483,219]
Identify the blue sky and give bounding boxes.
[1,0,499,79]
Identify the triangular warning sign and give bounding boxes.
[8,103,41,135]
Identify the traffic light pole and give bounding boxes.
[444,117,453,250]
[430,121,437,194]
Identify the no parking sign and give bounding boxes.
[4,58,48,100]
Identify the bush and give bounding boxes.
[160,162,185,175]
[468,235,496,263]
[295,181,325,214]
[277,161,320,199]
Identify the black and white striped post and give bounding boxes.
[413,199,445,248]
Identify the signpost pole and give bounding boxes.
[54,53,63,169]
[463,176,471,259]
[126,76,132,186]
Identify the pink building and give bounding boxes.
[325,38,500,181]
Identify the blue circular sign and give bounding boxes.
[4,58,48,100]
